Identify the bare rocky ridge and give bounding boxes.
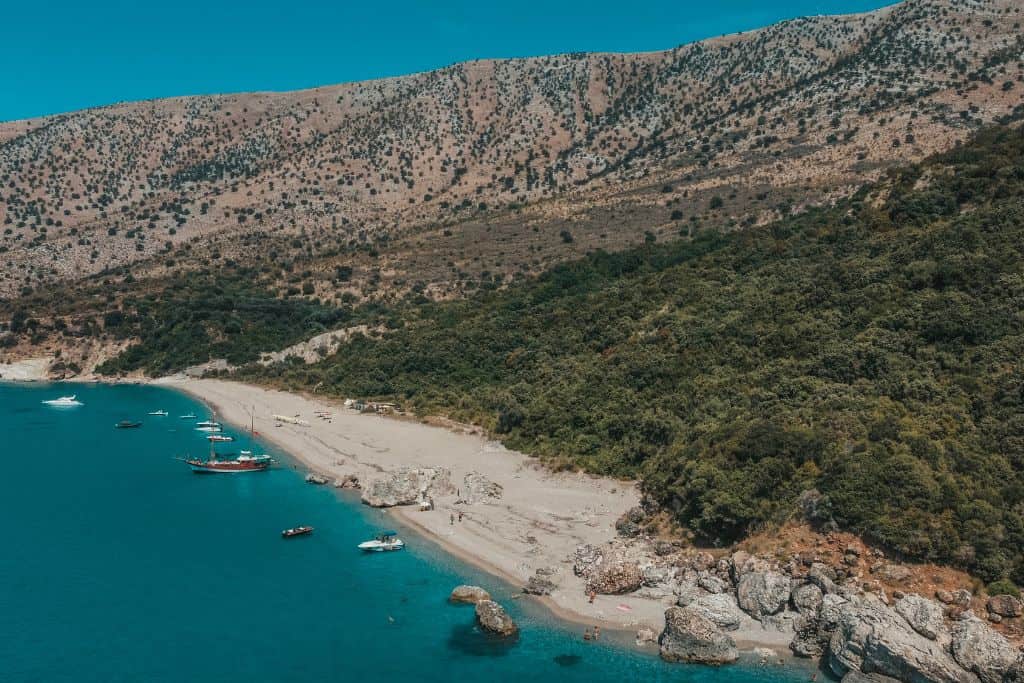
[1,0,1022,304]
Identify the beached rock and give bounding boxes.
[827,597,976,683]
[894,593,947,641]
[791,582,824,615]
[737,571,791,620]
[676,591,744,631]
[360,467,454,507]
[524,574,556,596]
[950,617,1021,683]
[462,471,503,503]
[573,544,604,577]
[753,647,777,665]
[305,473,329,485]
[615,507,645,538]
[450,585,492,605]
[587,561,643,595]
[475,600,518,637]
[659,606,738,665]
[698,574,728,595]
[986,595,1022,618]
[334,474,360,489]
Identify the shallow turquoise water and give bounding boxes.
[0,383,810,682]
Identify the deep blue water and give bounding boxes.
[0,382,809,682]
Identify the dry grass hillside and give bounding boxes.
[0,0,1022,304]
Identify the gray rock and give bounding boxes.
[573,544,604,578]
[461,470,503,503]
[587,561,643,595]
[635,626,658,647]
[524,574,556,596]
[360,467,454,507]
[615,507,644,537]
[305,472,329,485]
[828,598,978,683]
[642,564,677,588]
[986,595,1022,618]
[842,672,902,683]
[792,582,824,615]
[450,585,491,604]
[333,474,360,489]
[737,571,791,620]
[808,564,838,594]
[698,574,729,595]
[894,593,947,641]
[659,606,738,665]
[951,617,1019,683]
[475,600,518,637]
[679,592,745,631]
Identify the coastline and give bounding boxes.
[163,376,800,657]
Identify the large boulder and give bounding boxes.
[475,600,518,637]
[737,571,791,620]
[986,595,1022,619]
[659,606,739,665]
[587,561,643,595]
[792,582,824,615]
[462,471,503,504]
[827,598,977,683]
[791,592,849,658]
[677,590,745,631]
[573,544,604,577]
[950,617,1021,683]
[450,585,491,605]
[361,467,454,507]
[894,593,948,642]
[842,673,902,683]
[698,574,729,595]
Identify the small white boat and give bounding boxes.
[42,395,83,407]
[195,420,222,433]
[180,413,197,419]
[148,410,168,416]
[207,434,234,442]
[358,531,405,552]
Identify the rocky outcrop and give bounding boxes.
[698,574,728,595]
[615,507,644,538]
[360,467,454,507]
[894,594,947,642]
[636,626,658,646]
[659,606,739,665]
[587,561,643,595]
[737,571,790,620]
[475,600,518,637]
[677,591,744,631]
[524,574,556,596]
[461,471,502,504]
[305,473,329,485]
[792,582,824,615]
[450,585,491,605]
[573,544,604,577]
[333,474,360,489]
[827,598,977,683]
[842,672,902,683]
[950,617,1022,683]
[986,595,1022,619]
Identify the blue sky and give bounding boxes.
[2,0,892,122]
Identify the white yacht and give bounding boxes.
[148,410,168,416]
[358,531,405,552]
[195,420,223,433]
[42,395,83,407]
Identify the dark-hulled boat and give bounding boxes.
[282,526,314,538]
[184,450,271,473]
[115,420,142,429]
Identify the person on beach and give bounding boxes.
[593,626,600,641]
[583,628,592,641]
[458,511,464,522]
[588,590,596,604]
[450,513,455,525]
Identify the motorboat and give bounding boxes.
[115,420,142,429]
[195,421,223,433]
[358,531,405,552]
[148,410,168,416]
[207,434,234,442]
[180,413,197,419]
[282,526,314,538]
[42,395,83,407]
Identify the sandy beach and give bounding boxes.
[164,377,794,652]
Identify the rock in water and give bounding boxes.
[737,571,791,620]
[586,561,643,595]
[950,617,1022,683]
[475,600,518,637]
[450,585,491,605]
[658,606,738,665]
[305,473,329,485]
[635,626,657,646]
[360,467,454,507]
[827,598,977,683]
[894,593,947,641]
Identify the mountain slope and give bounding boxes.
[1,0,1022,300]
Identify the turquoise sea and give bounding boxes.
[0,382,810,682]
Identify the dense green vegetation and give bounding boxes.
[235,125,1024,582]
[95,271,356,376]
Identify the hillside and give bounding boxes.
[186,123,1024,586]
[1,0,1022,305]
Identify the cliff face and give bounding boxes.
[1,0,1022,299]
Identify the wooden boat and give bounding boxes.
[282,526,314,538]
[183,450,271,473]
